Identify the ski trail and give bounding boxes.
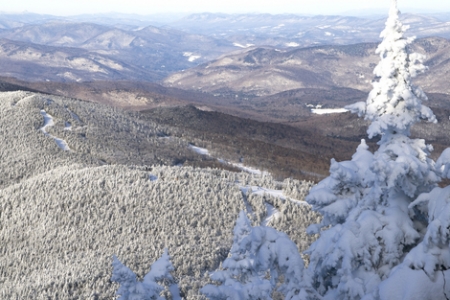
[189,144,269,175]
[262,203,280,226]
[40,110,55,131]
[243,186,309,206]
[40,110,71,151]
[189,144,310,224]
[240,185,309,227]
[239,186,255,215]
[189,144,210,155]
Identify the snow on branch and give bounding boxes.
[201,211,320,300]
[111,249,180,300]
[371,186,450,299]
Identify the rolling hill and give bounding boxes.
[163,37,450,96]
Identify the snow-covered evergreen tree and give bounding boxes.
[143,249,182,300]
[347,0,436,138]
[368,150,450,299]
[306,1,441,299]
[111,249,180,300]
[201,211,320,300]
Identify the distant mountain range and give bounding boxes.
[0,20,234,81]
[163,36,450,96]
[1,12,450,84]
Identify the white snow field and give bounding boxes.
[233,42,255,48]
[183,52,201,62]
[311,108,349,114]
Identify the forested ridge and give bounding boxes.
[0,90,318,298]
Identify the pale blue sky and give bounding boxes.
[1,0,449,16]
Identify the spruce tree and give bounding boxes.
[201,211,320,300]
[306,1,441,299]
[111,249,180,300]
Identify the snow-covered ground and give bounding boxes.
[189,144,269,175]
[191,146,319,179]
[189,144,309,227]
[240,185,309,226]
[230,163,268,175]
[40,110,55,132]
[40,110,71,151]
[286,42,300,47]
[183,52,201,62]
[188,144,308,226]
[189,145,210,155]
[263,203,280,226]
[243,186,308,205]
[311,108,349,114]
[233,42,254,48]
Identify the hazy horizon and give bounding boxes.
[2,0,450,18]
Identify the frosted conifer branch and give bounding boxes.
[112,250,179,300]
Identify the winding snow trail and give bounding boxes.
[242,186,309,206]
[40,110,71,151]
[189,144,269,175]
[189,144,309,225]
[263,203,280,226]
[240,185,309,226]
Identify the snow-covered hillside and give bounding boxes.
[0,91,208,188]
[0,165,318,298]
[0,91,319,299]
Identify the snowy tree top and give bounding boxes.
[111,250,180,300]
[352,0,436,139]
